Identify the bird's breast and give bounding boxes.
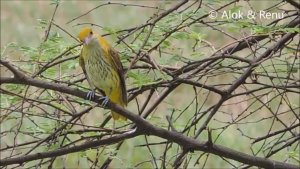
[84,46,119,95]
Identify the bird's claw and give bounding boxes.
[100,96,109,107]
[86,90,95,100]
[86,90,109,107]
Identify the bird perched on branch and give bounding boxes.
[78,27,127,120]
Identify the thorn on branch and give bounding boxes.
[206,127,213,148]
[166,115,178,132]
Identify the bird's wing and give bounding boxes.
[108,48,128,106]
[79,49,86,73]
[96,35,127,105]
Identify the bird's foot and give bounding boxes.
[99,96,109,108]
[86,89,96,100]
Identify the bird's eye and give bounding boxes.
[90,31,93,35]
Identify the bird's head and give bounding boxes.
[78,27,94,45]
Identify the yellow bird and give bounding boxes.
[78,27,127,120]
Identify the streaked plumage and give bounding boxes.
[78,27,127,120]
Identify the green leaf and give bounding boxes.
[288,151,300,162]
[279,27,300,33]
[127,71,155,87]
[230,6,242,13]
[37,18,48,26]
[161,39,171,49]
[287,63,299,73]
[172,32,189,40]
[103,27,119,38]
[50,0,60,5]
[158,54,182,65]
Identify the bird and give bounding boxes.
[77,27,127,120]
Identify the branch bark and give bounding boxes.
[0,60,298,169]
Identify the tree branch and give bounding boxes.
[0,60,298,169]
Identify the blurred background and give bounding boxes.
[1,1,160,48]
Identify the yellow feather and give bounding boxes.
[78,27,127,120]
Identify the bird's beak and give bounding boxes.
[83,36,91,45]
[83,33,94,45]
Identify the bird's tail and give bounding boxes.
[112,111,126,120]
[109,88,127,121]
